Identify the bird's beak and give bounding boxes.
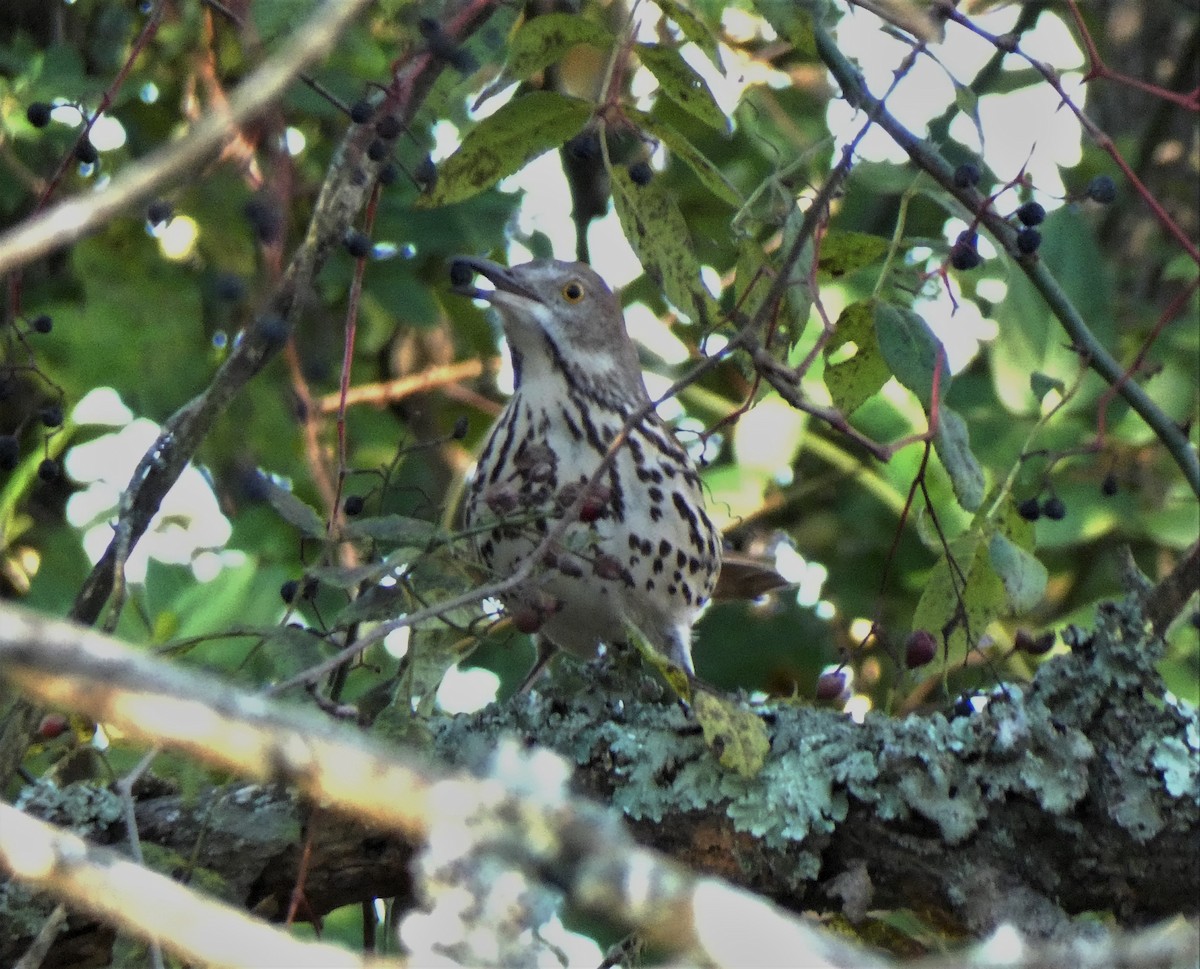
[449,257,539,304]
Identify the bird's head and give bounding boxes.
[450,257,646,403]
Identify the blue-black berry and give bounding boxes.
[1016,227,1042,254]
[366,138,389,162]
[349,99,374,124]
[375,115,402,140]
[39,404,63,428]
[1100,472,1118,497]
[280,579,300,603]
[378,162,400,186]
[950,234,982,271]
[26,102,52,128]
[344,230,372,259]
[343,494,365,516]
[214,272,247,302]
[31,314,53,334]
[1016,201,1045,226]
[415,156,437,191]
[37,458,59,482]
[1042,496,1067,520]
[1086,175,1117,204]
[1017,497,1041,521]
[0,435,19,471]
[452,415,470,439]
[147,199,173,225]
[245,195,283,243]
[449,259,474,287]
[75,138,98,165]
[628,160,653,186]
[953,163,980,188]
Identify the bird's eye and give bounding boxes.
[562,281,585,303]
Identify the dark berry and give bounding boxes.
[244,195,283,243]
[1017,497,1041,521]
[579,496,606,523]
[146,199,173,225]
[27,102,53,128]
[37,458,59,482]
[449,258,474,287]
[415,156,437,191]
[905,630,937,668]
[815,670,847,702]
[953,162,980,188]
[378,162,400,186]
[256,314,290,346]
[343,494,365,516]
[1016,227,1042,254]
[31,314,53,334]
[950,241,982,271]
[1191,611,1200,630]
[1041,496,1067,520]
[1015,629,1056,655]
[366,138,389,162]
[0,435,20,471]
[512,606,545,634]
[75,138,98,165]
[39,404,63,428]
[565,132,600,161]
[375,115,402,140]
[1016,201,1045,226]
[343,230,372,259]
[1086,174,1117,204]
[451,415,469,440]
[628,160,653,186]
[214,272,247,302]
[349,98,374,124]
[37,714,69,739]
[281,579,300,603]
[1100,472,1118,497]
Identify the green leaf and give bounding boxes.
[1029,371,1065,401]
[476,14,614,105]
[988,532,1047,613]
[824,299,890,415]
[421,91,592,207]
[991,206,1115,415]
[637,43,728,133]
[610,166,720,324]
[750,0,816,56]
[260,478,325,538]
[344,514,441,547]
[818,230,890,279]
[874,302,949,410]
[933,405,985,512]
[632,109,742,208]
[910,531,1007,657]
[652,0,723,65]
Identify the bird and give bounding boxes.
[450,256,721,685]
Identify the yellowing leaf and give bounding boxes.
[693,690,770,777]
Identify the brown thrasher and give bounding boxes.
[451,257,721,682]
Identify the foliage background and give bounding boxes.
[0,0,1197,959]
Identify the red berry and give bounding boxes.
[905,630,937,668]
[512,606,545,634]
[815,669,847,702]
[38,714,69,739]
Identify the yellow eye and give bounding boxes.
[562,280,585,303]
